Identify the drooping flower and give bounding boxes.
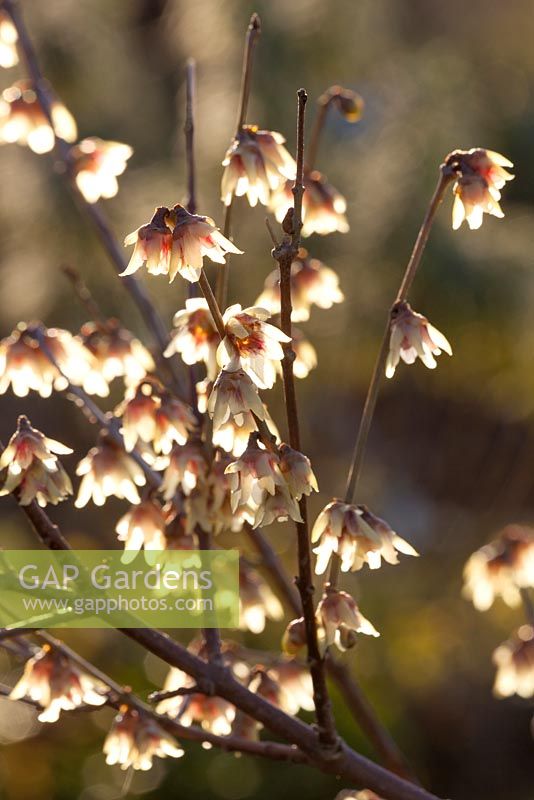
[0,322,97,398]
[253,485,303,529]
[463,525,534,611]
[270,170,349,237]
[221,125,296,207]
[185,450,247,536]
[316,589,379,651]
[0,415,72,506]
[278,443,318,501]
[325,85,365,122]
[164,298,220,380]
[289,326,318,379]
[104,706,183,771]
[255,248,344,322]
[282,617,307,656]
[161,439,207,499]
[225,434,283,512]
[75,433,146,507]
[69,137,132,203]
[116,378,196,454]
[10,645,107,722]
[493,625,534,699]
[0,80,76,154]
[116,498,171,553]
[178,693,236,736]
[207,366,266,431]
[0,11,18,69]
[248,668,283,708]
[122,207,173,277]
[312,500,416,575]
[218,305,290,389]
[451,148,514,231]
[239,564,284,634]
[79,318,155,388]
[272,659,315,715]
[385,302,452,379]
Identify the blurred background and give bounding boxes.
[1,0,534,798]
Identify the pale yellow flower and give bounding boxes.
[272,659,315,715]
[0,11,18,69]
[221,124,296,207]
[463,525,534,611]
[75,434,146,507]
[225,435,283,512]
[316,589,379,651]
[207,365,266,431]
[218,304,290,389]
[282,617,307,657]
[161,439,207,499]
[493,625,534,699]
[239,564,284,634]
[164,298,220,380]
[452,148,514,230]
[116,498,170,553]
[0,80,76,154]
[270,170,348,237]
[70,137,132,203]
[10,645,107,723]
[386,302,452,379]
[79,318,154,389]
[0,415,72,506]
[278,443,318,500]
[253,485,303,529]
[104,707,183,771]
[255,248,344,322]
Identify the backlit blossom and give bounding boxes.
[272,659,314,714]
[386,302,452,379]
[221,125,296,207]
[164,298,220,380]
[312,500,416,574]
[270,170,349,237]
[452,148,514,231]
[316,589,379,651]
[207,366,266,431]
[185,450,248,535]
[0,11,18,68]
[248,668,282,708]
[79,318,154,388]
[225,435,283,512]
[253,485,303,529]
[0,80,76,154]
[278,443,318,500]
[10,645,107,722]
[282,617,307,656]
[124,205,242,283]
[75,433,146,507]
[104,706,183,771]
[0,322,96,398]
[463,525,534,611]
[116,498,170,553]
[239,564,284,634]
[288,326,318,379]
[255,248,344,322]
[122,207,173,277]
[117,378,196,453]
[70,136,132,203]
[157,666,235,735]
[161,439,207,499]
[493,625,534,699]
[218,304,290,389]
[0,415,72,506]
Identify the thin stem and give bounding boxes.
[215,13,261,310]
[184,58,197,215]
[343,170,453,507]
[273,89,337,749]
[61,264,107,323]
[305,100,329,172]
[235,14,261,132]
[198,270,226,337]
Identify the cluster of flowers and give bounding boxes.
[463,525,534,702]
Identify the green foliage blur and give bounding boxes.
[1,1,534,798]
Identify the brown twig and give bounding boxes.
[343,169,454,508]
[270,89,337,749]
[215,13,261,310]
